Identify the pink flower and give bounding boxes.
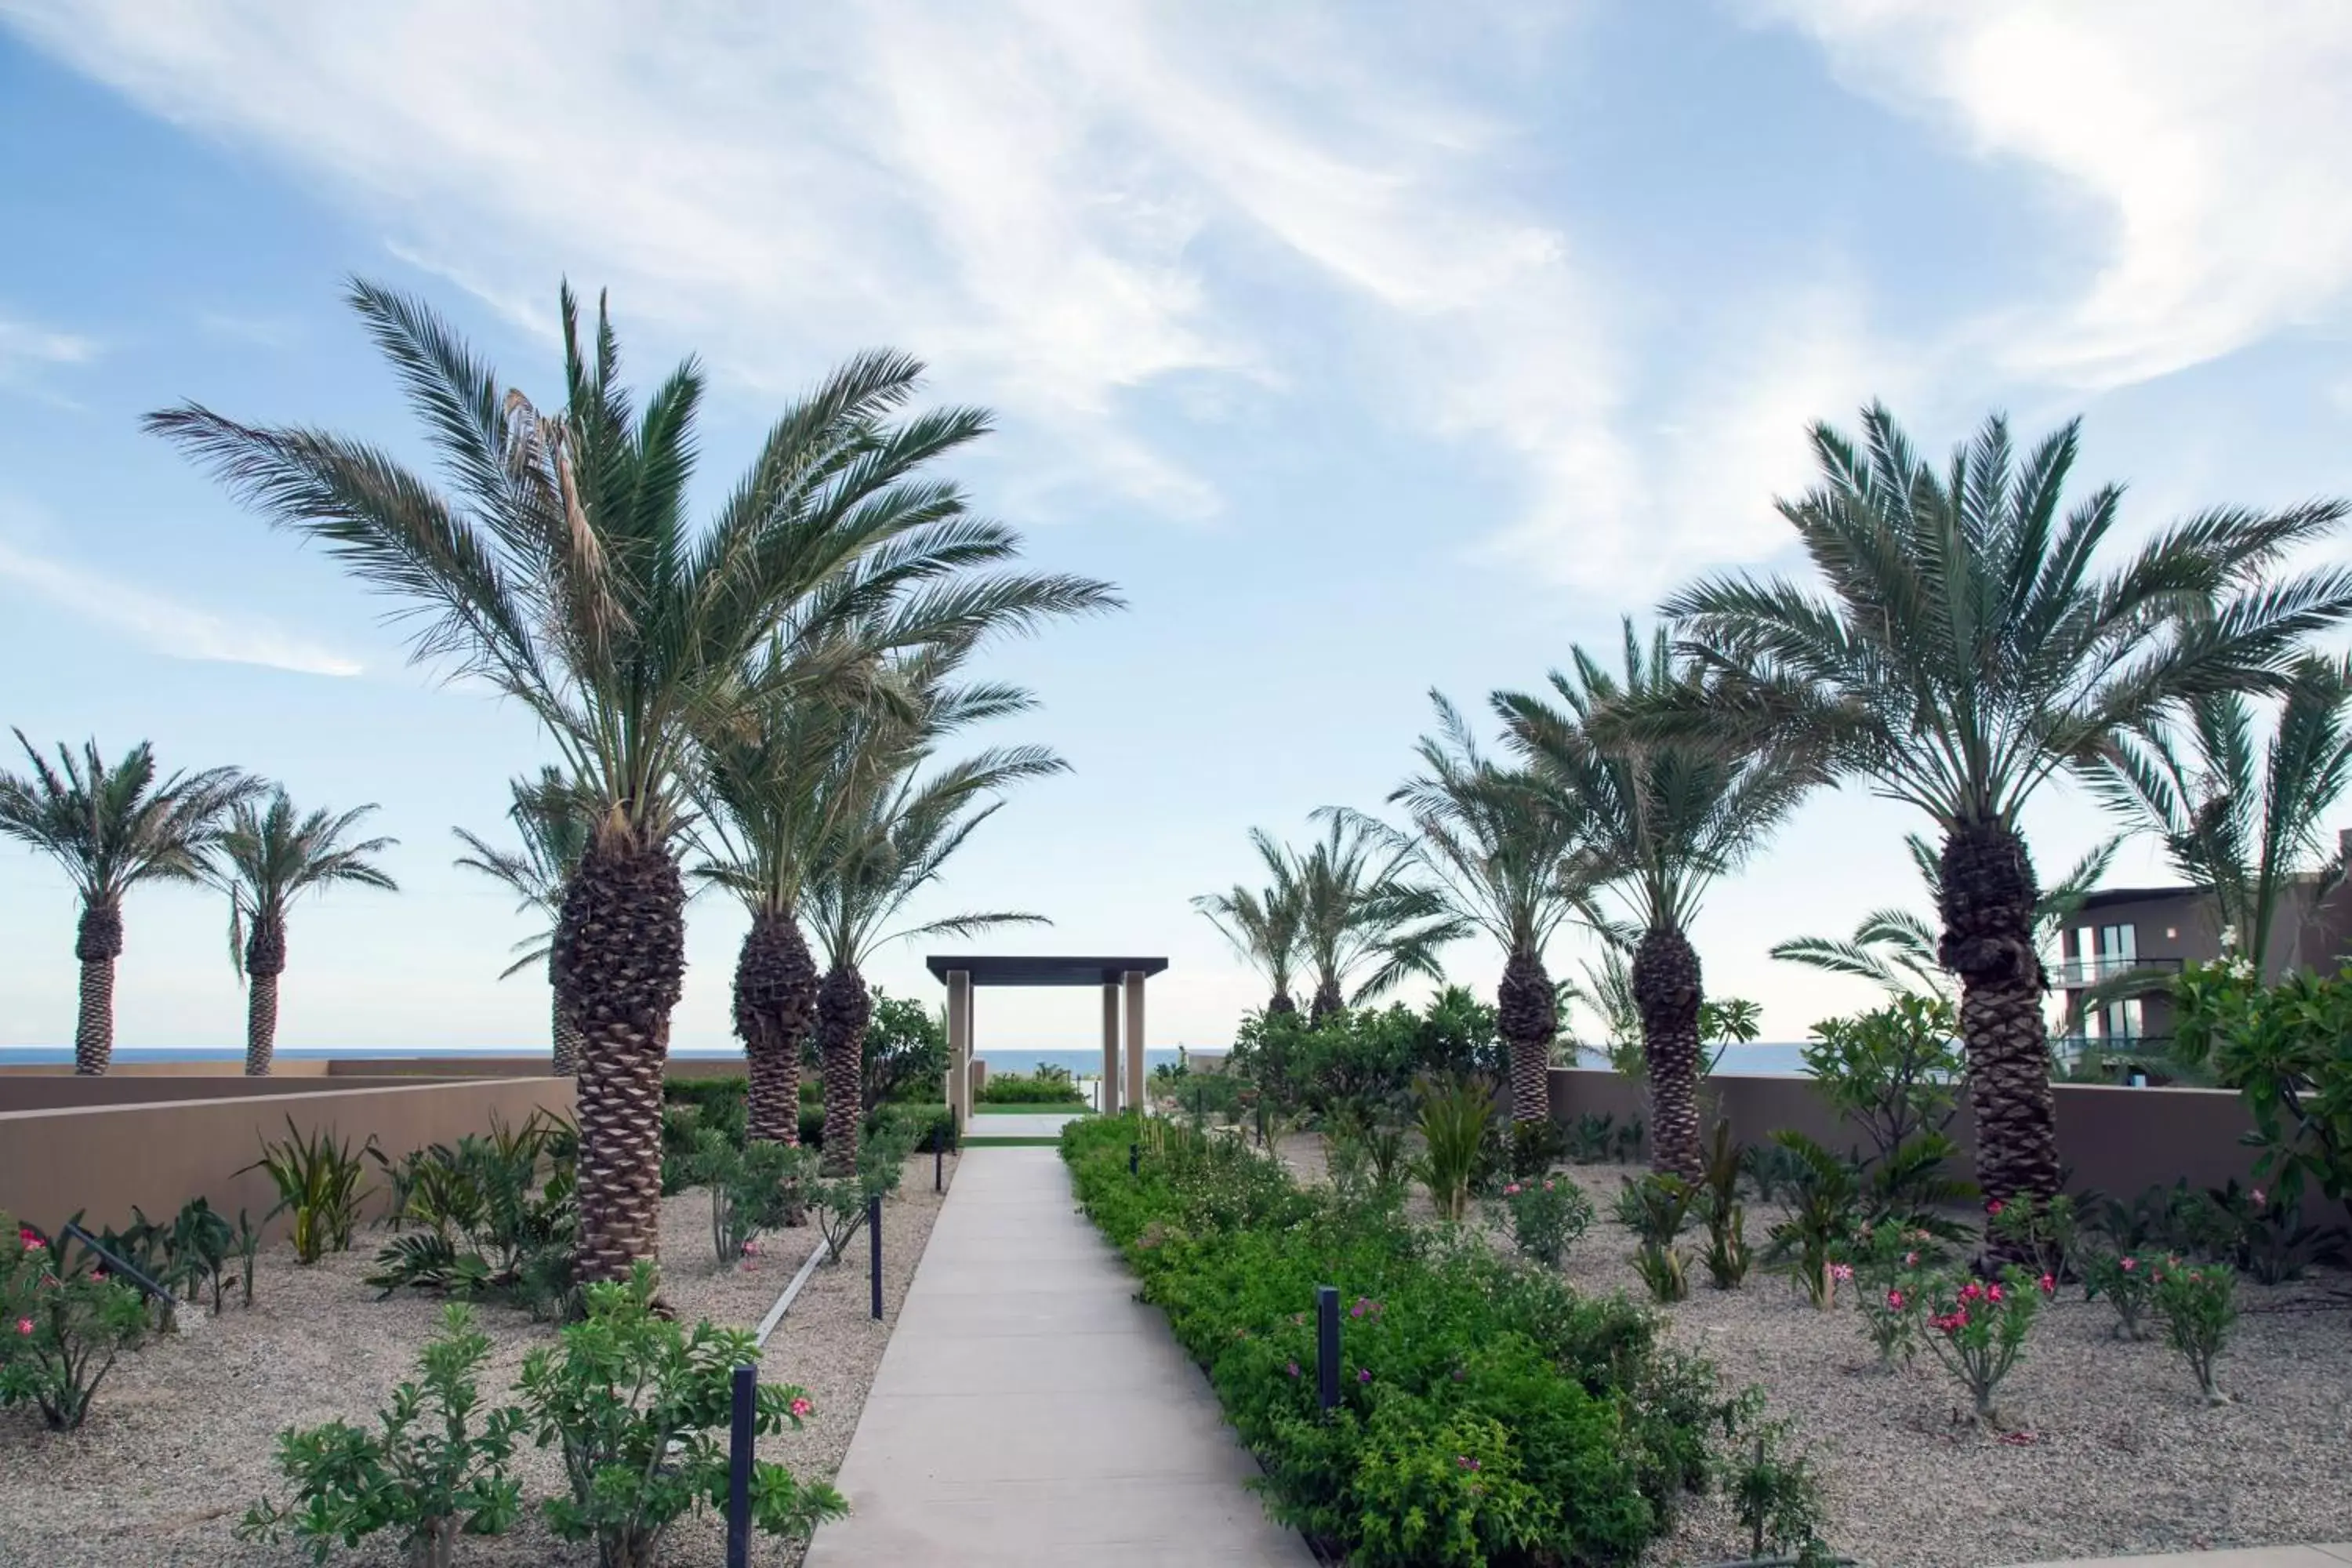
[1904,1251,1919,1267]
[1357,1368,1372,1384]
[1830,1263,1853,1283]
[20,1236,42,1253]
[13,1318,30,1336]
[742,1241,757,1254]
[1286,1362,1300,1378]
[2120,1257,2137,1272]
[1456,1455,1480,1471]
[1986,1200,2005,1217]
[1504,1183,1522,1196]
[1349,1302,1365,1319]
[1886,1288,1905,1310]
[90,1268,104,1281]
[789,1396,813,1418]
[2251,1187,2266,1208]
[1987,1283,2005,1304]
[2038,1272,2056,1295]
[1541,1181,1554,1192]
[1958,1281,1984,1304]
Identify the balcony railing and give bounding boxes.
[2053,955,2183,988]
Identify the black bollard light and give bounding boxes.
[868,1193,884,1321]
[935,1130,944,1192]
[725,1363,755,1567]
[1316,1284,1341,1414]
[1129,1142,1140,1176]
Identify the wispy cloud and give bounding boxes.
[1750,0,2352,390]
[0,313,98,385]
[0,538,362,677]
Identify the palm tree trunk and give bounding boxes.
[1268,990,1298,1017]
[1308,976,1344,1022]
[549,978,584,1078]
[737,913,818,1144]
[816,963,871,1177]
[554,835,688,1284]
[1634,921,1704,1180]
[1939,822,2061,1222]
[243,913,287,1076]
[1497,947,1556,1123]
[73,899,124,1077]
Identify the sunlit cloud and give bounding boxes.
[0,537,363,677]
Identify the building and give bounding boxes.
[2056,829,2352,1056]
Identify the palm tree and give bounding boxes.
[1657,404,2352,1209]
[452,767,593,1074]
[1191,867,1305,1015]
[149,278,1118,1277]
[215,790,397,1076]
[1357,694,1596,1123]
[1289,815,1461,1019]
[1498,619,1814,1178]
[807,726,1064,1173]
[0,734,252,1075]
[1770,832,2118,1004]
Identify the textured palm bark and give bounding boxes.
[73,898,123,1076]
[242,913,287,1076]
[1634,921,1705,1180]
[549,980,584,1078]
[736,913,818,1144]
[1496,947,1556,1123]
[554,836,687,1284]
[1268,990,1297,1017]
[1308,976,1343,1022]
[816,963,872,1176]
[1939,822,2061,1225]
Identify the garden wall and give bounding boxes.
[1547,1069,2278,1201]
[0,1074,473,1113]
[0,1076,575,1240]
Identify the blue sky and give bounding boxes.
[4,2,2352,1056]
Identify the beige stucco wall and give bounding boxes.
[0,1076,576,1240]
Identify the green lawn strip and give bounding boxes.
[960,1135,1067,1147]
[973,1102,1088,1115]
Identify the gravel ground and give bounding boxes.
[0,1152,956,1566]
[1276,1134,2352,1568]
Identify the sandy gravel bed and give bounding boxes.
[0,1152,956,1567]
[1272,1135,2352,1567]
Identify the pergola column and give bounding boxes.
[1123,970,1146,1115]
[947,969,973,1132]
[1101,980,1122,1116]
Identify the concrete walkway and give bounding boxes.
[802,1146,1314,1566]
[962,1108,1087,1138]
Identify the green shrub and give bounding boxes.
[514,1265,844,1566]
[1497,1177,1592,1269]
[243,1120,375,1265]
[1802,994,1962,1163]
[2082,1249,2155,1341]
[1063,1114,1723,1566]
[863,988,948,1108]
[364,1113,578,1319]
[0,1216,149,1431]
[679,1131,815,1265]
[1762,1132,1862,1308]
[1414,1076,1496,1222]
[869,1102,958,1155]
[2173,960,2352,1210]
[977,1063,1085,1105]
[1913,1266,2051,1425]
[238,1303,526,1565]
[1727,1421,1835,1566]
[2151,1258,2238,1406]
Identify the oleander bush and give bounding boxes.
[1063,1113,1737,1566]
[2151,1258,2238,1406]
[1,1215,150,1432]
[1497,1176,1593,1269]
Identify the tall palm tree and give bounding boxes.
[2085,653,2352,972]
[452,767,593,1074]
[1356,694,1596,1123]
[1497,619,1815,1178]
[149,278,1117,1277]
[0,734,252,1075]
[215,791,397,1076]
[1770,832,2118,1004]
[807,710,1065,1172]
[1288,815,1461,1019]
[1192,869,1305,1015]
[1656,404,2352,1209]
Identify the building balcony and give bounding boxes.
[2053,955,2183,988]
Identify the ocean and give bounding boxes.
[0,1042,1811,1075]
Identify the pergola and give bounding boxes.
[924,955,1170,1130]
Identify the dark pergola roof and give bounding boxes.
[924,955,1169,987]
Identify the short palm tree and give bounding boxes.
[1192,866,1305,1015]
[807,720,1064,1172]
[452,767,593,1074]
[1359,694,1597,1123]
[2085,652,2352,971]
[1658,404,2352,1208]
[216,790,397,1076]
[1770,832,2118,1004]
[0,734,252,1075]
[1289,815,1461,1019]
[1497,619,1815,1178]
[150,278,1116,1276]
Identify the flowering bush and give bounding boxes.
[0,1218,150,1431]
[1497,1177,1593,1269]
[2080,1251,2154,1341]
[1984,1193,2081,1279]
[1849,1224,1939,1370]
[2151,1258,2238,1406]
[1912,1266,2051,1425]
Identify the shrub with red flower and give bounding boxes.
[1,1211,149,1430]
[1908,1265,2044,1425]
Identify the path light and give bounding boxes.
[1316,1284,1341,1413]
[725,1363,754,1568]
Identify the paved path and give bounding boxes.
[2009,1551,2352,1567]
[803,1146,1314,1567]
[963,1109,1087,1138]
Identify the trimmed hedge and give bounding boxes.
[662,1078,956,1157]
[1062,1114,1731,1567]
